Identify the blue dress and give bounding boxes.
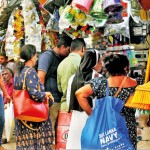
[14,66,53,150]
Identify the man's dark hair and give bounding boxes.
[70,38,86,52]
[0,51,8,59]
[57,36,72,48]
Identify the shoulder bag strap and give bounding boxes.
[22,68,31,90]
[114,76,128,98]
[21,68,47,130]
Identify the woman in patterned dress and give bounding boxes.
[14,44,53,150]
[76,54,137,149]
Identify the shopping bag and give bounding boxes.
[66,110,88,149]
[81,96,134,149]
[5,102,15,142]
[55,111,72,149]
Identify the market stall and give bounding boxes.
[0,1,150,149]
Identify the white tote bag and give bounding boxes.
[5,102,15,142]
[66,110,88,149]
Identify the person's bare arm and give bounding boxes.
[38,70,46,85]
[75,84,94,116]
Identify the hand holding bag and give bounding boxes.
[13,68,49,122]
[81,77,134,149]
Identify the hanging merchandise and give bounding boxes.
[90,0,108,20]
[121,0,128,18]
[104,17,130,38]
[5,10,16,60]
[103,0,123,14]
[46,10,60,32]
[72,0,94,13]
[13,7,25,59]
[38,0,47,5]
[125,82,150,110]
[137,0,150,11]
[139,9,149,21]
[145,49,150,83]
[21,0,42,52]
[106,12,123,24]
[129,50,138,67]
[42,31,59,50]
[129,0,141,23]
[58,5,87,35]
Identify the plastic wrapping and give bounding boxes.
[22,0,42,52]
[72,0,94,13]
[90,0,108,19]
[104,17,130,38]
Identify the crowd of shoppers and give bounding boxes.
[0,36,142,150]
[76,54,137,148]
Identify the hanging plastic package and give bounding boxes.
[72,0,94,13]
[81,83,134,149]
[144,49,150,83]
[106,12,123,24]
[103,17,130,38]
[103,0,123,14]
[46,9,59,32]
[128,0,141,23]
[137,0,150,11]
[90,0,108,19]
[129,50,138,67]
[38,0,47,5]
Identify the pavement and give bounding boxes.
[2,136,16,150]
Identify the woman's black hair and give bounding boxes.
[17,44,36,73]
[70,50,98,111]
[104,54,129,76]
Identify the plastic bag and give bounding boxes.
[56,111,72,149]
[81,93,134,149]
[5,102,15,142]
[66,110,88,149]
[103,17,130,38]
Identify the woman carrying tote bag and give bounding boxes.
[14,44,54,150]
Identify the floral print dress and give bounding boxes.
[87,76,137,149]
[14,66,53,150]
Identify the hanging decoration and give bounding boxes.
[90,0,108,20]
[58,5,87,35]
[103,0,123,14]
[13,7,25,59]
[38,0,47,5]
[5,10,16,60]
[137,0,150,11]
[21,0,42,52]
[72,0,94,13]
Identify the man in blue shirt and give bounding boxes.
[38,36,72,143]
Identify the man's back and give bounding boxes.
[57,52,81,111]
[38,50,62,103]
